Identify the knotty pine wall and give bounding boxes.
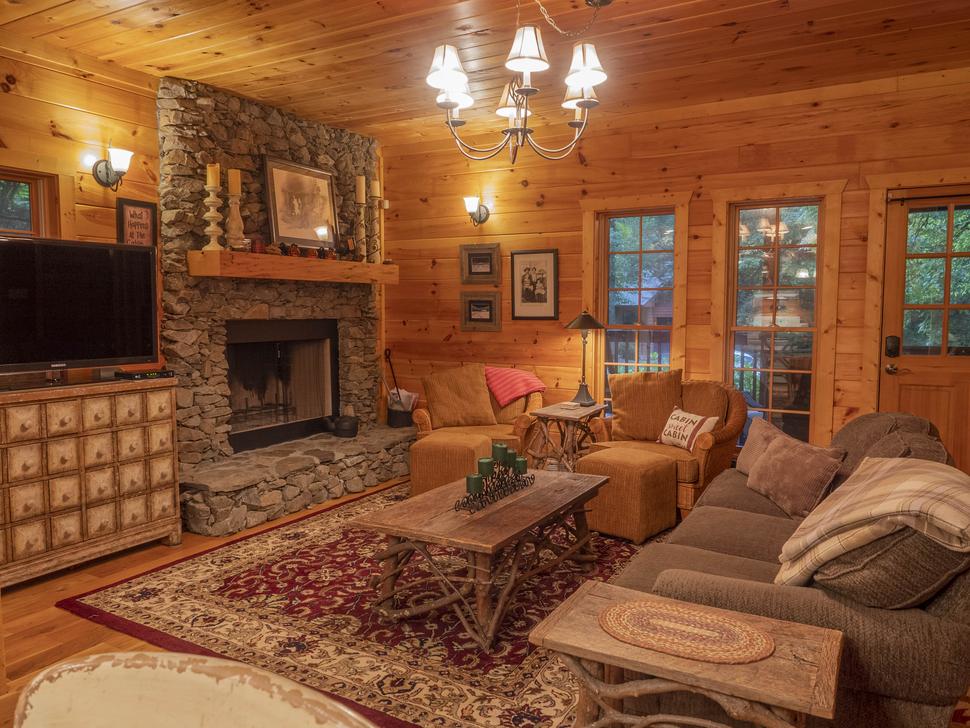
[382,68,970,435]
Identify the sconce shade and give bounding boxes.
[108,147,134,174]
[495,82,532,118]
[562,84,599,110]
[565,42,607,87]
[565,310,605,332]
[463,196,480,214]
[92,147,134,189]
[505,25,549,73]
[426,44,467,90]
[436,82,474,110]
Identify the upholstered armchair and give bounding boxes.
[413,390,543,450]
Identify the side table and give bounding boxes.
[525,403,607,472]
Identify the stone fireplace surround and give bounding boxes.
[157,77,413,536]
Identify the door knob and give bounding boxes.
[885,364,899,374]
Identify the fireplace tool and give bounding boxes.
[383,349,414,428]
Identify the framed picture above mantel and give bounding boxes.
[264,157,339,250]
[511,249,559,320]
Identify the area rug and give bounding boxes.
[58,485,639,727]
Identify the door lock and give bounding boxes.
[885,364,898,375]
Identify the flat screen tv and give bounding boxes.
[0,236,158,373]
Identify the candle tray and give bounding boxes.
[455,463,536,514]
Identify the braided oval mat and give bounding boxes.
[599,600,775,665]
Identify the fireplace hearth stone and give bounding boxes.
[179,426,415,536]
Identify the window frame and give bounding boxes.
[0,167,59,237]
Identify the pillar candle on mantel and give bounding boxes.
[370,178,381,199]
[227,168,241,195]
[206,163,220,187]
[355,175,366,205]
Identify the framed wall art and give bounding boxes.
[264,157,339,249]
[511,249,559,320]
[459,243,501,285]
[116,198,157,247]
[460,291,502,332]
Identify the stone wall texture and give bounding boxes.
[156,77,382,468]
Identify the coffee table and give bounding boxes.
[530,581,842,728]
[351,470,608,650]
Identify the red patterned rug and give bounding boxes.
[57,485,639,727]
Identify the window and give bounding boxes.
[0,172,42,235]
[728,201,821,442]
[602,210,675,410]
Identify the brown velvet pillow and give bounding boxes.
[610,369,682,442]
[746,436,845,518]
[736,417,780,475]
[422,364,497,429]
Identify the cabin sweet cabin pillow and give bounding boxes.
[659,408,718,451]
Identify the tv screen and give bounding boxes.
[0,237,158,373]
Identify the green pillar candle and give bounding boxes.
[492,442,508,463]
[515,457,528,474]
[478,457,495,477]
[466,473,483,495]
[506,448,517,466]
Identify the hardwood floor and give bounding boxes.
[0,479,403,727]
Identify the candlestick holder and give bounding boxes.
[225,192,245,251]
[454,460,535,514]
[202,184,225,251]
[365,195,385,263]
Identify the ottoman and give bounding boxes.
[576,448,677,543]
[408,431,493,497]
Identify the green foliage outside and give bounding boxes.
[0,180,32,232]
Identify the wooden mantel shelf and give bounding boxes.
[186,250,399,285]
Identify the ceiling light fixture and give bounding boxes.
[426,0,611,163]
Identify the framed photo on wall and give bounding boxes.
[264,157,339,249]
[460,291,502,332]
[116,198,157,247]
[460,243,501,285]
[511,249,559,320]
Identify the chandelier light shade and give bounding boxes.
[505,25,549,73]
[562,84,599,110]
[565,42,607,87]
[495,82,532,118]
[426,44,467,90]
[436,82,474,110]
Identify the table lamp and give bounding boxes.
[564,309,605,406]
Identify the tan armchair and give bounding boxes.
[413,390,543,450]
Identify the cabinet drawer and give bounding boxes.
[8,481,45,523]
[118,461,147,496]
[47,438,80,476]
[149,455,175,488]
[82,433,115,469]
[81,397,112,431]
[85,503,117,538]
[145,390,172,422]
[49,475,81,512]
[114,393,144,426]
[11,519,47,560]
[4,405,42,443]
[51,511,82,549]
[121,495,149,529]
[117,427,146,461]
[7,443,42,482]
[150,488,176,521]
[148,423,173,454]
[84,467,117,504]
[46,400,80,437]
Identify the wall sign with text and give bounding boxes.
[116,198,158,247]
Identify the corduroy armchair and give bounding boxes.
[412,390,543,450]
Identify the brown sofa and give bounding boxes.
[610,412,970,727]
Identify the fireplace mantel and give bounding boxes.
[187,250,399,285]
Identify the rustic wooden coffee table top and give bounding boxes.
[530,580,843,720]
[350,470,607,555]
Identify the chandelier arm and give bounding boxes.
[445,118,513,155]
[524,111,589,156]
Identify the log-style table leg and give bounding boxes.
[473,551,494,645]
[377,536,403,610]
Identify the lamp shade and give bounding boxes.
[463,196,480,214]
[565,310,605,331]
[436,82,474,110]
[495,82,531,119]
[565,42,607,88]
[426,44,467,90]
[108,147,134,173]
[505,25,549,73]
[562,84,599,110]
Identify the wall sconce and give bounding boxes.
[92,147,134,191]
[464,195,490,226]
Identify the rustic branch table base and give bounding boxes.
[526,403,607,472]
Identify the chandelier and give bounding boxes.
[426,0,611,163]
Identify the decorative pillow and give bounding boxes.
[746,436,845,518]
[735,418,782,475]
[895,431,949,464]
[814,528,970,609]
[659,408,719,451]
[863,431,911,459]
[421,363,497,429]
[610,369,683,442]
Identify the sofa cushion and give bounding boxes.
[610,543,779,593]
[925,568,970,625]
[896,431,949,463]
[433,424,520,449]
[830,412,896,474]
[659,408,718,450]
[610,369,682,442]
[814,527,970,609]
[864,431,911,459]
[693,469,790,519]
[667,505,797,563]
[590,440,699,483]
[747,436,844,518]
[422,364,497,428]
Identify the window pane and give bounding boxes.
[738,207,775,247]
[638,330,671,365]
[643,214,674,250]
[775,289,814,327]
[772,372,812,411]
[950,257,970,304]
[737,250,774,287]
[778,247,816,286]
[733,370,769,408]
[774,332,814,370]
[907,207,948,253]
[609,253,639,289]
[779,205,819,246]
[641,252,674,288]
[733,332,771,370]
[640,289,673,325]
[608,290,638,325]
[0,179,32,232]
[948,310,970,355]
[736,289,774,327]
[954,206,970,252]
[609,217,639,252]
[904,258,945,304]
[771,412,810,441]
[605,330,636,363]
[902,309,943,355]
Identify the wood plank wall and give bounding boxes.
[382,68,970,435]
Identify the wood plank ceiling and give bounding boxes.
[2,0,970,145]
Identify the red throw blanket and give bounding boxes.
[485,366,546,407]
